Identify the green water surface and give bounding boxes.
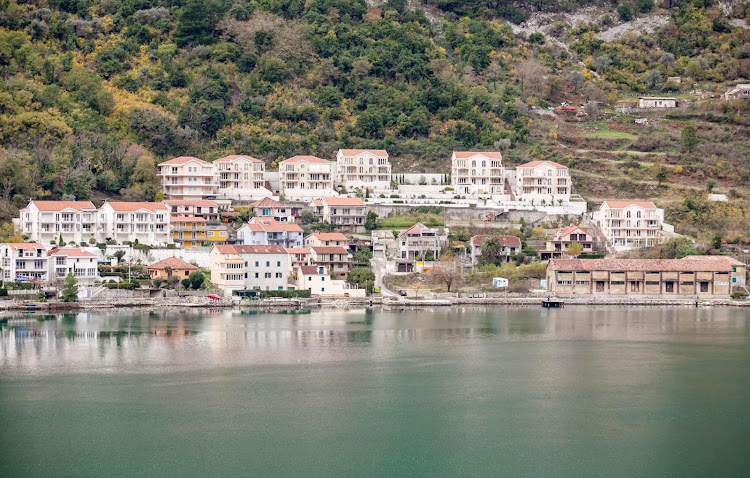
[1,307,749,477]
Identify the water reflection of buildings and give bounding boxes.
[0,307,747,374]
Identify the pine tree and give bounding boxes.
[61,272,78,302]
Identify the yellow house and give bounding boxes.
[147,257,198,281]
[207,225,229,244]
[171,216,207,247]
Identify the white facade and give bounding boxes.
[310,197,367,232]
[209,245,292,294]
[593,201,665,251]
[0,243,50,283]
[296,265,365,297]
[98,202,171,245]
[17,200,98,246]
[335,149,391,190]
[279,156,337,200]
[515,161,572,204]
[638,97,679,108]
[214,155,272,201]
[236,218,303,248]
[251,197,295,223]
[451,151,505,196]
[304,233,349,249]
[158,156,218,200]
[49,248,99,285]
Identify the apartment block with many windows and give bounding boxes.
[214,155,272,200]
[209,244,292,295]
[335,149,391,191]
[158,156,218,200]
[593,201,664,251]
[0,243,50,283]
[98,201,171,245]
[310,197,367,232]
[279,156,337,199]
[515,160,571,204]
[451,151,505,196]
[16,200,98,246]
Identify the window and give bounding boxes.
[321,277,325,282]
[255,273,259,278]
[277,261,281,267]
[265,272,271,278]
[255,261,259,267]
[266,261,270,267]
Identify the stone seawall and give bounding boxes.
[2,296,749,312]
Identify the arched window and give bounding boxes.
[626,211,631,218]
[636,211,641,218]
[472,160,476,167]
[481,161,486,167]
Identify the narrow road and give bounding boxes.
[371,257,398,297]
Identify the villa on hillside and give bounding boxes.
[723,83,750,101]
[450,151,505,196]
[469,235,522,265]
[310,197,367,232]
[147,257,198,281]
[593,201,666,251]
[158,156,218,200]
[279,156,337,199]
[250,197,296,223]
[538,226,594,261]
[638,97,680,109]
[515,160,571,204]
[214,155,272,201]
[335,149,391,191]
[396,223,448,272]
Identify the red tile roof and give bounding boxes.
[399,223,433,236]
[517,160,567,169]
[105,201,168,212]
[4,243,45,252]
[164,200,218,207]
[320,197,365,206]
[215,245,288,254]
[554,225,588,239]
[471,235,522,247]
[170,216,207,222]
[250,197,283,208]
[299,265,324,275]
[338,149,388,157]
[282,155,330,164]
[285,247,310,254]
[549,256,743,272]
[159,156,211,166]
[147,257,198,271]
[453,151,502,160]
[601,201,658,209]
[311,246,349,254]
[49,248,96,257]
[213,155,263,163]
[28,200,95,211]
[309,233,348,241]
[246,218,302,232]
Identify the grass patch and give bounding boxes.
[377,213,444,228]
[592,129,638,140]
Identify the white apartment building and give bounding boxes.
[296,265,365,297]
[310,197,367,232]
[594,201,665,251]
[0,243,50,283]
[214,155,272,200]
[304,233,349,249]
[396,223,449,272]
[158,156,218,200]
[98,201,171,245]
[279,156,337,199]
[335,149,391,190]
[49,248,99,285]
[17,200,98,246]
[309,246,351,275]
[515,160,572,204]
[236,217,303,248]
[209,244,292,295]
[451,151,505,195]
[250,197,294,223]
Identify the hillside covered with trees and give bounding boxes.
[1,0,749,241]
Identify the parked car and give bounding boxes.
[398,290,407,296]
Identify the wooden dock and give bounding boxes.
[541,299,564,308]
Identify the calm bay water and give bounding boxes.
[1,306,749,477]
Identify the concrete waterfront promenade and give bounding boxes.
[2,295,749,312]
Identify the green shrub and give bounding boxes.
[731,291,748,299]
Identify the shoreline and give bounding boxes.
[2,295,749,312]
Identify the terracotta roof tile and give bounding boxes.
[311,246,349,254]
[27,201,96,211]
[338,149,388,157]
[309,233,347,241]
[164,200,218,207]
[250,197,283,208]
[159,156,211,166]
[282,155,330,164]
[320,197,365,206]
[549,257,742,272]
[170,216,207,222]
[453,151,502,160]
[285,248,310,254]
[147,257,198,271]
[517,160,567,169]
[601,201,658,209]
[4,243,45,252]
[299,265,323,275]
[105,201,168,212]
[49,248,97,257]
[213,155,263,163]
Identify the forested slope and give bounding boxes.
[1,0,749,240]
